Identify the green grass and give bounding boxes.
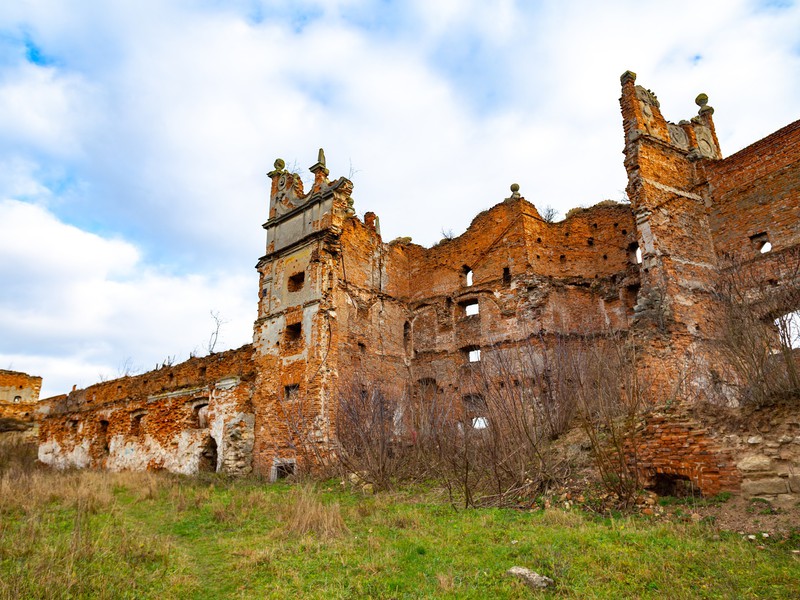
[1,470,799,599]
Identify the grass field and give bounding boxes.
[1,462,799,599]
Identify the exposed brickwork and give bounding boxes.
[0,369,41,432]
[38,346,255,474]
[34,74,800,496]
[630,411,742,496]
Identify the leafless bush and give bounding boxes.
[334,374,414,490]
[478,332,646,506]
[560,333,647,505]
[329,331,649,506]
[713,248,800,406]
[541,205,559,223]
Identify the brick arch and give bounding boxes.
[629,413,741,497]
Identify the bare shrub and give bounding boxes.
[334,374,414,490]
[541,205,559,223]
[713,248,800,406]
[0,433,38,477]
[562,333,647,505]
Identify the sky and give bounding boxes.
[1,0,799,398]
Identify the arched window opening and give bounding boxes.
[629,242,642,265]
[463,266,473,286]
[403,321,412,355]
[130,411,145,436]
[192,402,209,428]
[463,394,487,430]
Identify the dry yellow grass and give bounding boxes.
[282,484,349,540]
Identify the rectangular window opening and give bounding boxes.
[271,458,297,482]
[284,384,300,402]
[285,321,302,343]
[750,232,772,254]
[467,348,481,363]
[463,300,480,317]
[288,271,306,292]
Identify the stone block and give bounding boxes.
[736,454,771,472]
[741,478,789,496]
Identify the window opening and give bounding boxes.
[629,242,642,264]
[750,232,772,254]
[131,412,144,436]
[285,321,302,343]
[271,458,297,481]
[463,394,487,429]
[193,402,209,428]
[776,310,800,349]
[13,395,21,403]
[99,420,110,454]
[466,348,481,363]
[284,384,300,402]
[463,266,473,286]
[460,300,479,317]
[403,321,411,355]
[288,271,305,292]
[503,267,511,284]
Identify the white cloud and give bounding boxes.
[0,0,799,396]
[0,200,254,398]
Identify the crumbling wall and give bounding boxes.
[29,76,800,500]
[38,346,255,474]
[0,369,41,436]
[708,120,800,259]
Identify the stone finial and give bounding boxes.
[508,183,521,200]
[318,148,326,167]
[268,158,287,178]
[620,70,637,84]
[696,93,714,115]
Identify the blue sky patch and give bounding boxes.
[24,35,56,67]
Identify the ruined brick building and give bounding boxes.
[30,73,800,496]
[0,369,42,435]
